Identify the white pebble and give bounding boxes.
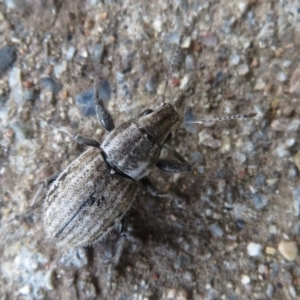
[238,64,249,75]
[180,74,190,90]
[254,78,266,90]
[289,285,297,298]
[229,54,240,65]
[199,129,221,149]
[241,275,251,285]
[19,285,31,295]
[247,242,262,257]
[153,17,162,32]
[238,2,248,13]
[276,71,287,82]
[181,37,191,49]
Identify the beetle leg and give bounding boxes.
[107,217,142,286]
[156,158,191,173]
[141,177,187,208]
[94,78,115,132]
[141,177,170,198]
[163,144,189,163]
[71,135,101,148]
[111,216,142,265]
[30,171,62,206]
[57,128,101,148]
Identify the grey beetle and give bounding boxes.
[42,36,192,258]
[40,36,255,264]
[44,84,191,249]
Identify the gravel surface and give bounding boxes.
[0,1,300,299]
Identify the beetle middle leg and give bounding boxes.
[57,128,101,148]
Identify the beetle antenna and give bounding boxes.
[162,33,184,105]
[185,112,257,124]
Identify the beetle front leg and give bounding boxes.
[156,159,191,173]
[94,78,115,132]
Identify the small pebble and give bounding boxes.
[78,281,97,299]
[229,53,240,65]
[179,74,190,90]
[278,241,298,261]
[238,2,248,14]
[208,223,224,237]
[153,17,162,32]
[269,225,277,234]
[19,285,31,295]
[89,43,104,63]
[271,119,289,131]
[54,61,67,78]
[289,285,297,298]
[241,275,251,285]
[293,186,300,216]
[41,77,62,95]
[283,60,292,68]
[199,129,221,149]
[185,55,195,70]
[289,65,300,95]
[200,32,218,47]
[247,242,262,257]
[265,246,276,255]
[254,78,266,90]
[0,46,17,77]
[66,46,76,61]
[181,37,191,49]
[266,283,274,298]
[276,71,287,82]
[9,67,23,105]
[190,151,203,163]
[273,144,289,158]
[238,64,250,75]
[11,121,33,140]
[286,119,300,133]
[162,288,188,300]
[252,194,268,210]
[294,152,300,172]
[173,252,192,270]
[232,152,246,165]
[145,74,156,93]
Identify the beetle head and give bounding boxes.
[137,103,180,145]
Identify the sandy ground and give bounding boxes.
[0,1,300,299]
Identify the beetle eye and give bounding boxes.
[140,109,153,117]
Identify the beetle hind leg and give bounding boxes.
[30,171,61,206]
[106,216,142,286]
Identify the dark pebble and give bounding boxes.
[236,219,246,231]
[173,252,192,270]
[41,77,62,95]
[76,79,111,116]
[0,46,17,77]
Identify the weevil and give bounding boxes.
[41,35,193,259]
[39,35,256,265]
